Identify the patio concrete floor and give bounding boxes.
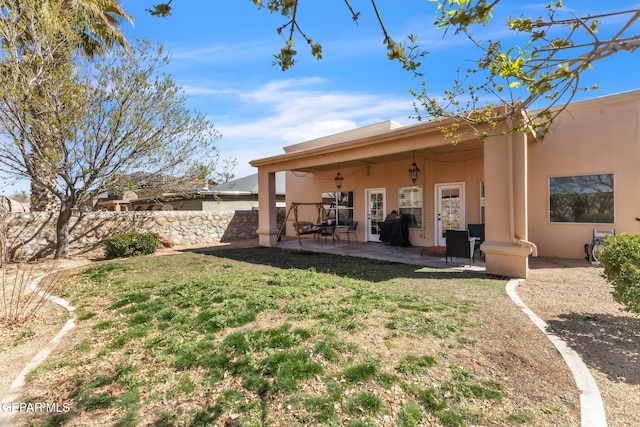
[276,236,486,272]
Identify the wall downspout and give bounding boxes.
[508,119,538,257]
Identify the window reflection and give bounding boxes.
[399,186,422,229]
[322,191,354,225]
[549,174,614,223]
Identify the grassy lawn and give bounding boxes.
[19,247,570,426]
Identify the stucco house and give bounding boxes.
[250,89,640,278]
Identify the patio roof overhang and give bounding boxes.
[250,115,488,174]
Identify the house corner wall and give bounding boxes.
[527,92,640,258]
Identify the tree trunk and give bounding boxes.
[55,203,72,259]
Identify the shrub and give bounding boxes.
[597,233,640,314]
[102,232,160,259]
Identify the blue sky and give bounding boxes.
[2,1,639,194]
[117,0,639,180]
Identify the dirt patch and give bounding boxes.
[0,299,68,398]
[0,260,79,402]
[519,257,640,427]
[465,281,580,425]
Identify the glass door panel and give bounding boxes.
[366,189,385,242]
[435,183,465,246]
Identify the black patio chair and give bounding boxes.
[467,223,485,260]
[338,221,358,243]
[445,229,474,264]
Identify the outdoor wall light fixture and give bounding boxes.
[334,167,344,190]
[409,151,420,184]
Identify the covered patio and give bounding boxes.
[252,115,535,278]
[276,237,486,272]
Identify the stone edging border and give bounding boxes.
[0,266,80,427]
[506,279,608,427]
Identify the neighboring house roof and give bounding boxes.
[209,172,286,196]
[130,172,286,205]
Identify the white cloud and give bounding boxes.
[182,85,236,96]
[187,77,417,177]
[216,78,415,144]
[168,39,273,65]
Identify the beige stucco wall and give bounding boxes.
[528,91,640,258]
[202,200,257,211]
[285,153,484,247]
[480,127,533,278]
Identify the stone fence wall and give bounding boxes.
[4,209,285,258]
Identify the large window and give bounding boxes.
[549,174,614,223]
[399,186,423,229]
[322,191,354,225]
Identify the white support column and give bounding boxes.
[256,169,278,247]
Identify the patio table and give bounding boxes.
[315,221,336,245]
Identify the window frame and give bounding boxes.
[322,191,355,225]
[548,173,615,224]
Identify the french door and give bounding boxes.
[366,189,386,242]
[435,183,465,247]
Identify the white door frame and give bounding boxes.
[434,182,465,247]
[365,188,386,242]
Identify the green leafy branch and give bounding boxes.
[414,2,640,142]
